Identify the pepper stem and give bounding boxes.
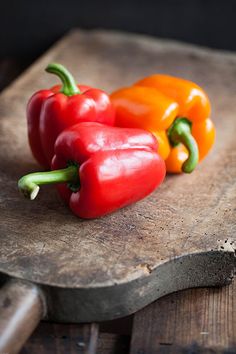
[46,63,81,96]
[168,117,199,173]
[18,165,79,200]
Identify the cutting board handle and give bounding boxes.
[0,278,46,354]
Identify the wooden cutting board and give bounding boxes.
[0,29,235,324]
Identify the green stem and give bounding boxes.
[168,117,199,173]
[18,165,79,200]
[46,63,81,96]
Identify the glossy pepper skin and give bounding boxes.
[110,74,215,173]
[18,122,166,219]
[27,63,115,169]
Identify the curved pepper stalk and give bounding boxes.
[19,122,166,219]
[18,165,79,200]
[27,64,115,169]
[168,117,199,173]
[46,63,81,96]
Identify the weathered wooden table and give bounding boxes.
[0,29,235,353]
[19,279,235,353]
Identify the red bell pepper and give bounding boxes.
[18,123,165,219]
[27,63,115,168]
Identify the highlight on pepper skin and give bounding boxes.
[27,62,115,169]
[18,122,166,219]
[110,74,216,174]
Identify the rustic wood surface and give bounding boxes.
[0,279,45,354]
[0,29,235,322]
[21,279,236,354]
[130,278,236,354]
[0,59,100,354]
[21,322,130,354]
[0,46,235,354]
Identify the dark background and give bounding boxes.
[0,0,235,88]
[1,0,236,58]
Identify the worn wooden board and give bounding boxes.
[0,29,235,322]
[130,279,236,354]
[21,323,129,354]
[20,322,99,354]
[22,281,236,354]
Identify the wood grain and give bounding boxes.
[0,29,235,322]
[20,279,236,354]
[0,279,45,354]
[20,323,129,354]
[130,279,236,354]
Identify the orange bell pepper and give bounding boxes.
[110,75,215,173]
